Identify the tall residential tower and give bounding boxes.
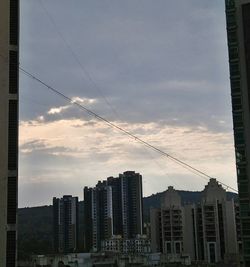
[84,182,113,252]
[225,0,250,265]
[84,171,143,252]
[120,171,143,239]
[53,196,79,253]
[0,0,19,266]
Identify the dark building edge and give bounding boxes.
[225,0,250,266]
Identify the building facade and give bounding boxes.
[120,171,143,239]
[150,179,241,264]
[0,0,19,266]
[84,182,113,252]
[101,235,151,254]
[225,0,250,265]
[93,181,113,252]
[107,176,123,235]
[196,179,239,263]
[84,171,143,252]
[150,186,185,257]
[53,195,79,253]
[83,187,94,252]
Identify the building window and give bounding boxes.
[8,100,18,170]
[232,96,242,111]
[233,112,243,128]
[226,12,237,28]
[166,242,171,254]
[229,46,239,60]
[243,239,250,255]
[9,50,18,94]
[236,148,246,164]
[228,30,238,44]
[225,0,235,9]
[237,166,247,180]
[208,243,216,263]
[175,242,181,254]
[231,78,241,93]
[230,62,240,77]
[6,231,16,267]
[7,177,17,224]
[239,183,249,199]
[9,0,19,45]
[240,202,250,217]
[234,130,245,145]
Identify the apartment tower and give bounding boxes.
[84,182,113,252]
[107,176,123,235]
[120,171,143,239]
[0,0,19,266]
[83,187,93,252]
[150,186,184,255]
[84,171,143,252]
[150,180,240,264]
[225,0,250,265]
[53,196,79,253]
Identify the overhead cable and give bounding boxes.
[39,0,119,119]
[19,67,238,193]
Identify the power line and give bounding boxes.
[39,0,120,120]
[0,52,221,189]
[19,66,238,193]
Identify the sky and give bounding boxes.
[19,0,236,207]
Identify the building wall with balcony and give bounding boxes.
[150,179,240,264]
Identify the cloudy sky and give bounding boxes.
[19,0,236,207]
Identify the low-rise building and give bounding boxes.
[101,235,151,255]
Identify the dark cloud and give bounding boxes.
[20,0,230,128]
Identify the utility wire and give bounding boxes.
[38,0,181,189]
[19,67,238,193]
[39,0,120,119]
[0,53,204,190]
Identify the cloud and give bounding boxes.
[20,138,81,158]
[46,97,97,116]
[71,96,97,105]
[19,117,237,200]
[20,139,47,153]
[47,105,70,115]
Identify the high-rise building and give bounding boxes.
[83,187,93,252]
[94,181,113,251]
[120,171,143,239]
[84,182,113,252]
[0,0,19,266]
[84,171,143,252]
[107,176,123,235]
[150,180,241,264]
[225,0,250,265]
[53,195,79,254]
